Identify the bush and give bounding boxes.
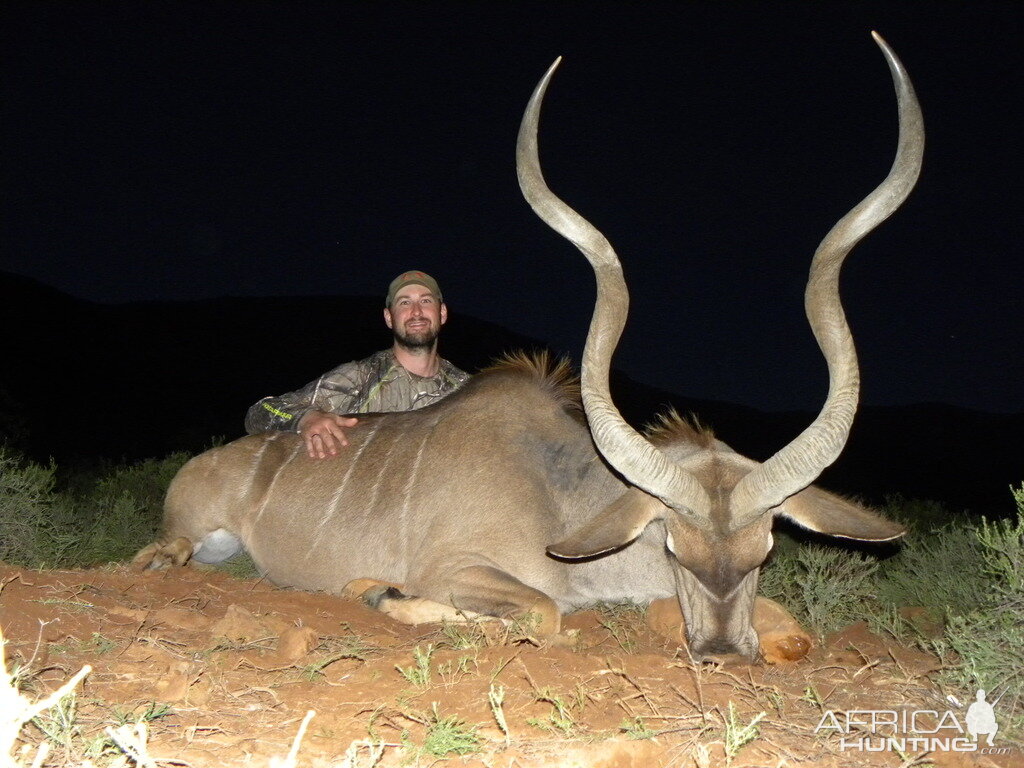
[759,540,880,637]
[66,453,191,566]
[762,489,1023,739]
[928,485,1024,738]
[0,447,71,566]
[882,494,964,532]
[0,449,190,568]
[871,519,988,622]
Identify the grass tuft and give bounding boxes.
[395,644,434,689]
[421,703,481,757]
[722,702,764,764]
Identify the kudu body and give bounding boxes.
[135,34,921,662]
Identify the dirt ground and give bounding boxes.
[2,562,1020,768]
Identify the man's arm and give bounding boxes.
[244,395,308,434]
[244,361,368,456]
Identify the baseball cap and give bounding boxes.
[386,270,442,307]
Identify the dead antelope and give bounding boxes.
[134,32,922,663]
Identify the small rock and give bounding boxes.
[210,604,268,642]
[154,661,195,702]
[150,607,212,631]
[277,626,319,662]
[106,605,149,622]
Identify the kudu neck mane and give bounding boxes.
[643,410,717,448]
[476,350,582,413]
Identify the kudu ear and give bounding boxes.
[775,485,906,542]
[547,488,666,560]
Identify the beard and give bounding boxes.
[393,322,440,351]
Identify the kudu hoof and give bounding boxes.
[130,537,193,571]
[341,578,402,602]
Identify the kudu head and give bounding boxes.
[518,33,923,662]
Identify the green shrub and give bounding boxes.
[757,542,800,616]
[66,453,191,566]
[763,498,997,638]
[763,489,1023,738]
[928,485,1024,738]
[0,449,190,568]
[882,494,964,532]
[759,541,879,637]
[872,520,988,622]
[0,447,71,566]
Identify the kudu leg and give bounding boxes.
[647,596,811,664]
[345,566,562,635]
[132,528,244,571]
[346,581,495,625]
[433,565,562,635]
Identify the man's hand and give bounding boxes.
[298,410,359,459]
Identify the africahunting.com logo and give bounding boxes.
[815,689,1011,754]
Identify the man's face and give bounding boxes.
[384,283,447,350]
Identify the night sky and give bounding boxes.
[3,2,1021,414]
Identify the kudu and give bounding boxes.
[134,33,922,662]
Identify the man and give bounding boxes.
[245,271,469,458]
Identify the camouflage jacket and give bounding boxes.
[244,349,470,434]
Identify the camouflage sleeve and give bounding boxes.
[243,360,370,434]
[442,361,471,390]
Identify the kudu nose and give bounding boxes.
[696,650,751,666]
[690,639,759,666]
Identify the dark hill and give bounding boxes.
[1,271,1019,514]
